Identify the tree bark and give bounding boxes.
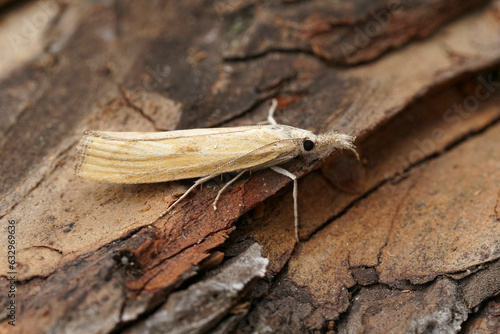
[1,0,499,333]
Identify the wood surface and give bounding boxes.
[0,0,499,333]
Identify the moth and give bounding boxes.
[75,100,357,241]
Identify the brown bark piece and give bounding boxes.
[460,259,500,309]
[336,279,468,334]
[125,243,268,334]
[377,127,500,285]
[221,0,488,64]
[461,295,500,333]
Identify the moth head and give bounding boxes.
[302,132,358,160]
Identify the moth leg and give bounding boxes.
[213,170,246,210]
[270,166,299,242]
[160,174,218,218]
[267,99,278,125]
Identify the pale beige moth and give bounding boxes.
[75,100,357,240]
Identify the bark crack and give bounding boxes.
[494,190,500,220]
[119,85,161,131]
[375,171,420,269]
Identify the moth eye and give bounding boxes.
[303,139,315,151]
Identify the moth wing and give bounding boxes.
[75,126,299,184]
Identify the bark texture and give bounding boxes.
[1,0,499,333]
